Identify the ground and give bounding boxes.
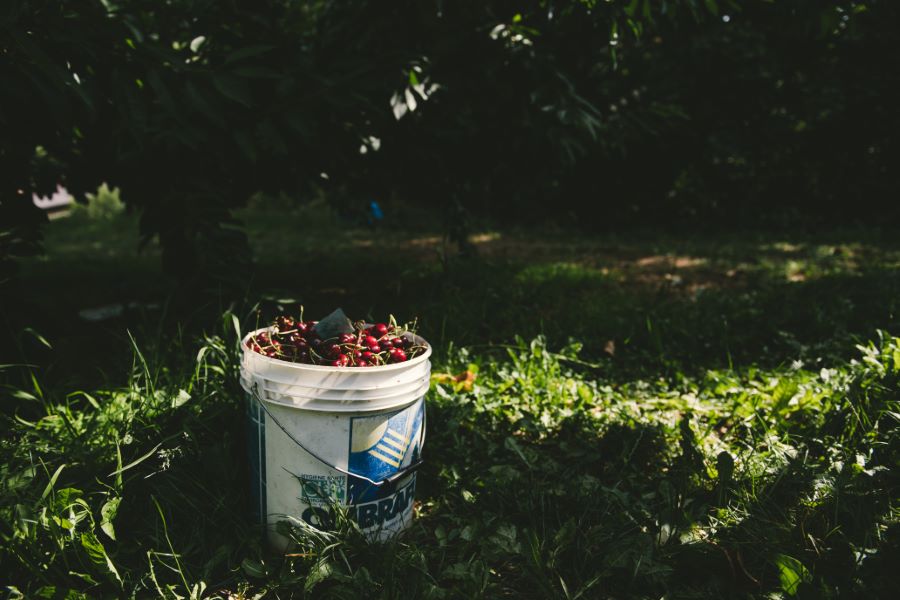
[1,205,898,598]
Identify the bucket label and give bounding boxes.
[347,473,416,529]
[292,397,424,533]
[347,397,424,505]
[296,474,347,507]
[299,472,417,531]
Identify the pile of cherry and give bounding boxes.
[245,316,424,367]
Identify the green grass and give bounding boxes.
[1,209,899,598]
[2,325,898,598]
[10,206,900,384]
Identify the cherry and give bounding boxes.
[255,313,423,367]
[389,348,407,363]
[329,354,350,367]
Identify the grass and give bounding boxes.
[1,206,899,598]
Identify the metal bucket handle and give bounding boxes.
[250,380,425,487]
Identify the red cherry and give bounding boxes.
[330,354,350,367]
[367,344,380,354]
[389,348,407,363]
[323,343,341,358]
[374,323,389,336]
[363,335,378,347]
[339,333,355,344]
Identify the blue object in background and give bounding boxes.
[369,200,384,223]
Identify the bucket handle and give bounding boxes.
[250,381,425,487]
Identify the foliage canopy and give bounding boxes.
[2,1,897,275]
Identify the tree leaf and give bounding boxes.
[224,45,276,65]
[212,73,253,107]
[189,36,206,53]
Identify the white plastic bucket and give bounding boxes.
[240,327,431,549]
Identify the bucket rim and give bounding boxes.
[242,327,432,373]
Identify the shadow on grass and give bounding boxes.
[413,396,899,599]
[4,212,899,395]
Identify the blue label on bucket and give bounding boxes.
[347,473,416,530]
[347,397,424,505]
[301,473,416,531]
[291,398,424,532]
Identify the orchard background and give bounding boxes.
[1,1,898,598]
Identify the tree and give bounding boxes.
[3,1,896,282]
